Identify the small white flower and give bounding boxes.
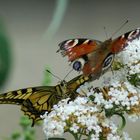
[70,123,79,133]
[107,133,121,140]
[94,92,105,105]
[104,100,114,109]
[91,134,100,140]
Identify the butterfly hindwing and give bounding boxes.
[21,87,58,126]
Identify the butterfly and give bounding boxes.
[57,28,140,80]
[0,75,90,126]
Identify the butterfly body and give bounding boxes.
[0,75,90,126]
[58,28,140,79]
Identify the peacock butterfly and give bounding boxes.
[57,28,140,80]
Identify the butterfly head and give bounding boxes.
[60,80,67,87]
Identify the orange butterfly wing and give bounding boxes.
[111,28,140,53]
[58,38,102,61]
[82,39,113,78]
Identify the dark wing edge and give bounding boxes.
[111,28,140,53]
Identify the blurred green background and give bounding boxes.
[0,20,11,90]
[0,0,140,139]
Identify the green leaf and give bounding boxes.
[127,73,140,87]
[11,132,21,140]
[19,116,32,128]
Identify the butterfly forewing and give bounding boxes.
[58,38,102,61]
[0,88,34,104]
[111,28,140,53]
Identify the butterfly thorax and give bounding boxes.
[100,39,112,50]
[60,80,68,93]
[55,80,69,98]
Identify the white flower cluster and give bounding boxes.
[106,82,138,110]
[79,80,140,120]
[42,97,101,138]
[42,36,140,139]
[116,35,140,78]
[42,97,132,140]
[42,76,139,139]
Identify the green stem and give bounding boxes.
[114,113,126,131]
[73,133,79,140]
[78,130,83,140]
[86,132,93,140]
[78,136,82,140]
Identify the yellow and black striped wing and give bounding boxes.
[67,75,89,89]
[0,88,35,105]
[22,86,61,126]
[66,75,90,99]
[0,86,59,126]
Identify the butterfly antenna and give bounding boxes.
[63,68,73,80]
[103,26,108,39]
[46,69,62,81]
[111,20,129,38]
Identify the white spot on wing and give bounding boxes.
[83,39,89,44]
[65,40,73,49]
[136,29,140,36]
[121,35,125,39]
[72,39,78,47]
[65,39,79,49]
[65,40,72,45]
[128,31,135,39]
